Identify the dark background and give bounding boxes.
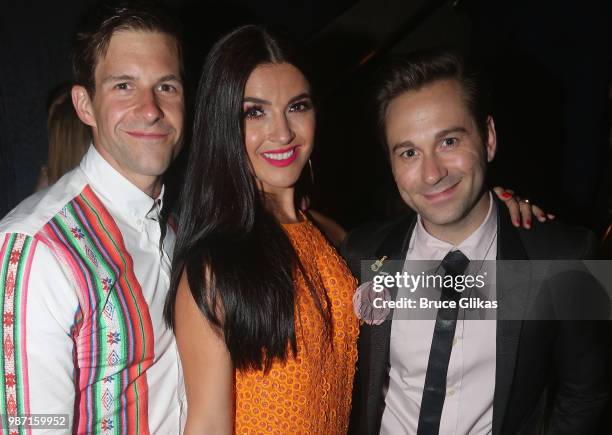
[1,0,610,233]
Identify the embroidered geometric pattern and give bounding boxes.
[0,232,36,435]
[36,185,154,434]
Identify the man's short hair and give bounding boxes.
[72,1,183,96]
[376,49,490,146]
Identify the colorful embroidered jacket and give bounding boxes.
[0,146,184,434]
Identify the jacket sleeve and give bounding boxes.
[0,232,80,432]
[549,319,611,433]
[548,230,611,433]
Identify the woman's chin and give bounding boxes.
[258,174,303,194]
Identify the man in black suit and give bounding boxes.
[343,50,610,434]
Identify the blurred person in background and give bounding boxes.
[35,85,90,191]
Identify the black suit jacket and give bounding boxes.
[342,198,610,435]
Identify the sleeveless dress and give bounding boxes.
[234,217,359,434]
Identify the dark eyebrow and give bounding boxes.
[243,97,270,105]
[391,140,414,153]
[101,74,182,86]
[101,74,135,85]
[390,127,469,152]
[435,127,467,139]
[243,92,312,106]
[158,74,181,84]
[391,126,468,151]
[288,93,311,104]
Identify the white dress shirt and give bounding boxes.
[381,193,498,435]
[0,146,184,434]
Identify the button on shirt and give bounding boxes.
[381,193,498,435]
[0,146,184,434]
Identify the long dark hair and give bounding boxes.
[164,25,331,371]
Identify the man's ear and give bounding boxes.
[485,115,497,162]
[71,85,96,128]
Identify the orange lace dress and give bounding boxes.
[234,217,359,434]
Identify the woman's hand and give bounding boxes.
[493,187,555,229]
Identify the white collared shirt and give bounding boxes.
[381,193,498,435]
[0,145,184,434]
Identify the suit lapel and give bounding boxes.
[493,200,529,435]
[374,215,416,300]
[361,215,416,435]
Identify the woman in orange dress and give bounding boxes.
[164,25,359,434]
[234,218,358,433]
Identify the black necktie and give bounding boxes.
[417,250,470,435]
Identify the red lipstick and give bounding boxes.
[260,145,300,167]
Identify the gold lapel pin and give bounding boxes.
[370,255,388,272]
